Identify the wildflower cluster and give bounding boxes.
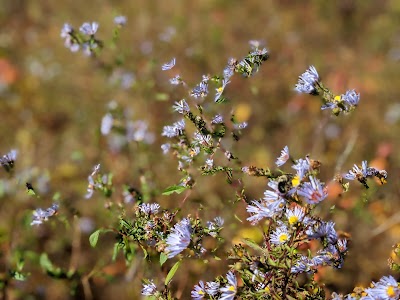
[340,160,388,189]
[105,205,224,264]
[60,22,103,56]
[60,16,126,57]
[188,150,341,298]
[16,17,396,300]
[100,100,154,152]
[332,275,400,299]
[295,66,360,115]
[160,43,268,190]
[31,203,59,226]
[85,164,113,199]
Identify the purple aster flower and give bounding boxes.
[191,80,209,98]
[233,122,248,130]
[60,23,73,38]
[169,75,183,85]
[306,220,338,244]
[139,203,160,215]
[0,149,17,172]
[162,119,186,138]
[344,160,368,180]
[246,200,274,224]
[297,176,327,204]
[31,203,59,226]
[165,218,192,258]
[161,58,176,71]
[191,281,206,299]
[79,22,99,35]
[215,78,230,102]
[203,281,219,296]
[291,255,313,274]
[295,65,320,94]
[161,143,171,154]
[341,89,360,107]
[173,99,190,114]
[270,224,290,245]
[101,113,113,135]
[220,271,237,300]
[141,280,157,296]
[285,206,305,226]
[292,157,310,180]
[365,275,400,300]
[276,145,290,167]
[211,114,224,124]
[114,15,127,26]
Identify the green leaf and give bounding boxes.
[165,260,181,286]
[39,253,54,272]
[89,229,112,247]
[11,271,27,281]
[242,238,265,253]
[155,93,169,101]
[162,185,188,195]
[112,242,120,261]
[160,252,168,266]
[52,192,61,201]
[89,230,101,247]
[27,189,36,196]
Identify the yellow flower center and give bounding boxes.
[387,286,395,297]
[292,176,300,187]
[334,95,341,102]
[228,285,236,292]
[288,215,299,225]
[279,233,288,243]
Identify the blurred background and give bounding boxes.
[0,0,400,299]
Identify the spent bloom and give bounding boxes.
[31,203,59,226]
[275,145,289,167]
[79,22,99,35]
[294,65,320,94]
[220,271,237,300]
[161,58,176,71]
[165,218,192,258]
